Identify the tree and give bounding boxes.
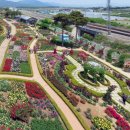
[70,11,88,44]
[37,18,52,29]
[54,13,70,46]
[4,8,21,18]
[97,67,105,82]
[103,85,116,105]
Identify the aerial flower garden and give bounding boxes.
[0,80,66,130]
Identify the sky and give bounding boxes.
[10,0,130,7]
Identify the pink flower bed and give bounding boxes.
[105,106,130,130]
[3,59,12,72]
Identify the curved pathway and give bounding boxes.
[0,19,16,67]
[80,49,130,79]
[56,46,130,112]
[0,21,85,130]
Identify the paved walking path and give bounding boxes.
[66,55,130,111]
[56,46,130,112]
[0,21,85,130]
[0,19,16,67]
[80,49,130,79]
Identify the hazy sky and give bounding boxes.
[10,0,130,7]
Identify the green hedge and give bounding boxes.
[100,78,111,86]
[64,64,84,87]
[105,71,130,103]
[64,64,104,97]
[105,71,127,89]
[78,72,100,87]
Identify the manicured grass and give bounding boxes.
[41,44,55,50]
[20,62,31,74]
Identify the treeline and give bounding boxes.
[4,8,22,18]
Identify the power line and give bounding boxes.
[107,0,111,35]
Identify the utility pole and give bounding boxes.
[107,0,111,35]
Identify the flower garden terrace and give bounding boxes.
[1,22,35,76]
[36,48,130,130]
[0,17,130,130]
[0,79,67,130]
[0,19,9,45]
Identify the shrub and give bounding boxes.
[83,33,94,41]
[10,103,33,122]
[31,118,64,130]
[0,80,11,92]
[20,62,31,74]
[51,36,74,48]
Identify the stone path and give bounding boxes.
[0,21,85,130]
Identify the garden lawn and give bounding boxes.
[41,44,55,50]
[31,118,64,130]
[20,62,31,74]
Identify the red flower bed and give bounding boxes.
[25,82,46,99]
[105,107,130,130]
[0,125,23,130]
[3,59,12,72]
[10,103,33,123]
[28,37,33,41]
[20,33,29,37]
[21,45,28,50]
[11,36,17,41]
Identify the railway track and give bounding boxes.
[87,23,130,37]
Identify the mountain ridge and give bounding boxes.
[0,0,60,7]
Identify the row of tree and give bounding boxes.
[4,8,21,19]
[53,11,88,46]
